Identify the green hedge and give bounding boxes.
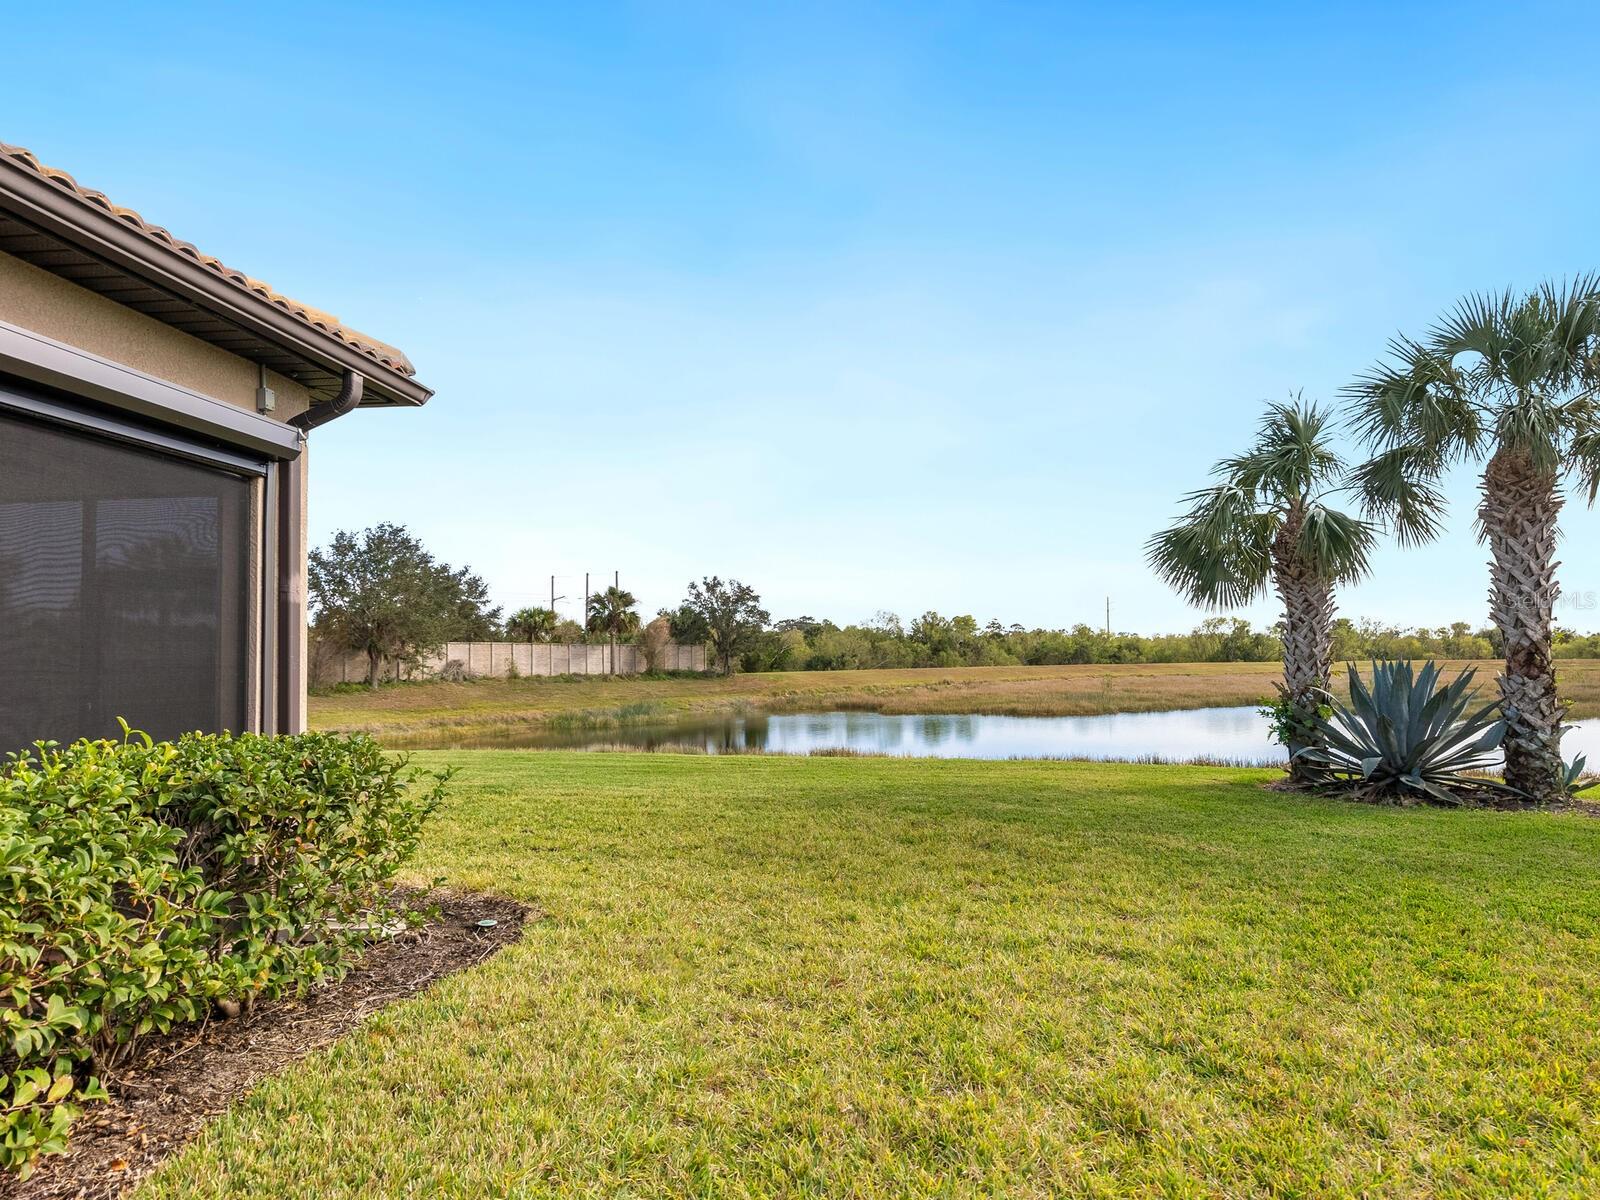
[0,728,445,1177]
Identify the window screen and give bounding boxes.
[0,409,256,753]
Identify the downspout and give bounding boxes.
[289,369,364,433]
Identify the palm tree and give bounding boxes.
[505,606,558,643]
[1147,400,1375,778]
[586,586,640,673]
[1345,278,1600,802]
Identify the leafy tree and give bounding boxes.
[737,626,813,672]
[660,603,712,646]
[1147,400,1374,773]
[309,523,501,686]
[1346,278,1600,801]
[774,627,811,668]
[586,586,640,674]
[683,577,770,675]
[774,616,823,637]
[446,568,501,642]
[506,606,558,643]
[907,612,981,664]
[1329,617,1496,663]
[866,610,905,638]
[909,611,954,654]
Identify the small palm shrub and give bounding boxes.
[1260,684,1331,757]
[1294,661,1512,805]
[0,728,444,1177]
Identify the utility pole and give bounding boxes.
[1105,596,1111,637]
[584,572,590,640]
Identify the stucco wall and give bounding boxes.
[0,250,313,420]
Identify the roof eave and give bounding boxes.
[0,156,431,408]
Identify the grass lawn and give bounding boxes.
[135,753,1600,1198]
[310,658,1600,743]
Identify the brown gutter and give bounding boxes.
[0,155,431,409]
[290,369,364,433]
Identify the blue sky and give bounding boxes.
[8,2,1600,632]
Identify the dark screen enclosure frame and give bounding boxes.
[0,378,276,750]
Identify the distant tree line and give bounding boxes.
[722,613,1560,673]
[307,525,1600,691]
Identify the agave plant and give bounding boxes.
[1563,753,1592,797]
[1294,661,1512,805]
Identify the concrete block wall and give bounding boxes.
[311,639,709,686]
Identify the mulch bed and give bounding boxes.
[9,893,529,1200]
[1262,774,1600,813]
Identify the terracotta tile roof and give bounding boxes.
[0,141,415,378]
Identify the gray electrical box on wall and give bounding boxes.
[255,363,276,413]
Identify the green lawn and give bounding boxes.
[138,753,1600,1198]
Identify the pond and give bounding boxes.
[419,705,1600,766]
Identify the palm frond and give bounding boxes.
[1366,279,1600,479]
[1342,338,1480,460]
[1569,400,1600,505]
[1219,395,1343,502]
[1349,446,1448,547]
[1295,503,1376,585]
[1145,485,1272,609]
[1539,274,1600,392]
[1496,394,1569,475]
[1431,287,1515,368]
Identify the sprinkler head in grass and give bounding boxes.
[476,919,499,929]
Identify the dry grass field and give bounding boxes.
[309,659,1600,743]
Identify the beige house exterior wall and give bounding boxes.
[0,251,314,420]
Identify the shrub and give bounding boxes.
[1260,685,1331,757]
[637,616,672,673]
[0,728,443,1177]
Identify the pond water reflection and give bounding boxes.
[417,705,1600,766]
[422,706,1279,761]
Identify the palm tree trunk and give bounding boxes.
[1272,508,1336,783]
[1479,447,1565,802]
